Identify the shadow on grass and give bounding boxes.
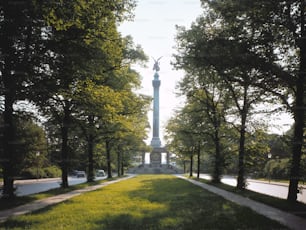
[0,178,110,211]
[0,176,289,230]
[2,219,36,229]
[198,178,306,219]
[93,176,288,230]
[0,196,37,211]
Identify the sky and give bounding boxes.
[119,0,294,145]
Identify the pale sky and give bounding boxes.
[119,0,203,145]
[119,0,293,145]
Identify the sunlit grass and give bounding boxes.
[0,175,287,230]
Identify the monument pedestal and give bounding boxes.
[150,151,161,167]
[149,146,167,167]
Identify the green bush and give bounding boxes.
[44,166,61,178]
[264,158,290,180]
[20,166,61,179]
[20,167,46,179]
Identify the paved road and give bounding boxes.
[12,176,106,196]
[200,174,306,204]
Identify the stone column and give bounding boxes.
[150,72,162,148]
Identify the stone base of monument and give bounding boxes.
[128,147,183,174]
[150,151,161,167]
[127,164,183,174]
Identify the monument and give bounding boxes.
[128,57,182,174]
[149,57,167,168]
[150,57,162,148]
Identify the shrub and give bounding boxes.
[20,167,46,179]
[20,166,61,179]
[44,166,61,178]
[264,158,290,180]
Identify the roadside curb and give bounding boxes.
[0,175,135,223]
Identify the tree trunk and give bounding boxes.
[213,129,221,183]
[87,115,95,182]
[287,2,305,202]
[1,1,16,198]
[61,104,70,188]
[117,150,121,177]
[237,106,247,190]
[87,134,94,182]
[197,143,201,179]
[2,91,16,198]
[189,154,193,177]
[106,140,112,178]
[121,159,124,176]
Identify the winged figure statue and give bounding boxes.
[152,56,162,72]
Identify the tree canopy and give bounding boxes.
[0,0,150,198]
[172,0,305,201]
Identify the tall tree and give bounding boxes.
[39,0,136,187]
[174,14,270,188]
[0,0,49,198]
[199,0,305,201]
[177,68,231,182]
[73,34,148,181]
[165,107,202,177]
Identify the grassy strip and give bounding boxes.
[1,175,287,229]
[195,177,306,219]
[0,178,117,211]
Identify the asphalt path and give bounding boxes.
[200,174,306,204]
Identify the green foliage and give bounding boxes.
[264,158,291,180]
[173,0,305,197]
[43,166,62,178]
[38,0,146,184]
[244,130,270,175]
[20,166,61,179]
[3,117,62,179]
[0,117,49,178]
[0,0,52,197]
[0,0,145,195]
[268,133,291,159]
[200,0,305,199]
[173,1,279,189]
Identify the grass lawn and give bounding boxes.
[196,177,306,219]
[0,175,287,230]
[0,179,106,211]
